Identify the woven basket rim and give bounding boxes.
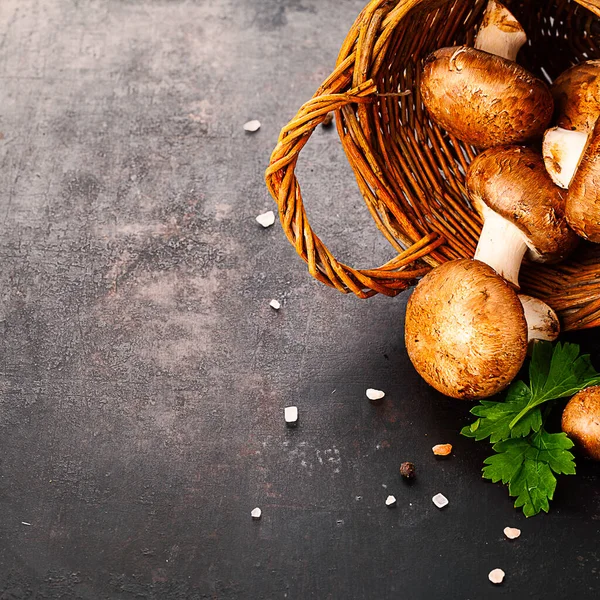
[265,0,600,330]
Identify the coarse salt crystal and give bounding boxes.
[385,495,397,507]
[251,508,262,519]
[488,568,505,584]
[284,406,298,426]
[322,112,334,127]
[256,211,276,228]
[504,527,521,540]
[270,299,281,310]
[432,493,449,509]
[432,444,453,456]
[244,120,261,132]
[366,389,385,401]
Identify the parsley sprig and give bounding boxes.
[461,341,600,517]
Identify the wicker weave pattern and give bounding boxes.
[265,0,600,330]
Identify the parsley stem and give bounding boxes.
[509,405,532,430]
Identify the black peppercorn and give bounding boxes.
[399,461,416,479]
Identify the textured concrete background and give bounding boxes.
[0,1,599,599]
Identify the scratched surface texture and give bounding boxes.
[0,0,599,599]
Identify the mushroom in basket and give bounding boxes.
[467,145,579,288]
[404,142,579,399]
[419,0,553,149]
[541,60,600,241]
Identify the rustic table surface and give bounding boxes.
[1,1,599,598]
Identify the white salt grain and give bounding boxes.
[284,406,298,426]
[366,389,385,401]
[256,211,276,228]
[270,299,281,310]
[504,527,521,540]
[244,120,261,132]
[385,495,397,507]
[432,493,449,509]
[488,568,505,584]
[251,508,262,520]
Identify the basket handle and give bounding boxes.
[576,0,600,18]
[265,80,445,298]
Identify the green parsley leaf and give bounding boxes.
[482,429,575,517]
[528,429,576,476]
[510,460,555,518]
[462,341,591,517]
[482,437,529,484]
[462,341,600,443]
[515,342,600,421]
[510,407,543,438]
[459,390,539,442]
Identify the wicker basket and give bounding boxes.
[265,0,600,331]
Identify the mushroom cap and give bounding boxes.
[551,60,600,133]
[562,386,600,460]
[405,259,528,400]
[566,118,600,242]
[420,46,554,149]
[467,146,578,262]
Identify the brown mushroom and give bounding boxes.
[420,1,551,149]
[552,59,600,133]
[420,47,553,149]
[544,120,600,240]
[467,146,578,288]
[405,259,528,400]
[565,119,600,241]
[542,61,600,189]
[562,386,600,460]
[538,61,600,240]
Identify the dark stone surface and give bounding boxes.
[0,1,599,598]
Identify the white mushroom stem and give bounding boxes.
[474,205,529,288]
[519,295,560,343]
[474,0,527,61]
[542,127,589,189]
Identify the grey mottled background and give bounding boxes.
[0,1,599,599]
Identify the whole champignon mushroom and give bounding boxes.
[420,1,553,149]
[420,48,553,149]
[467,146,578,288]
[542,60,600,189]
[562,386,600,460]
[405,259,528,400]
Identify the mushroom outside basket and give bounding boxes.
[265,0,600,331]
